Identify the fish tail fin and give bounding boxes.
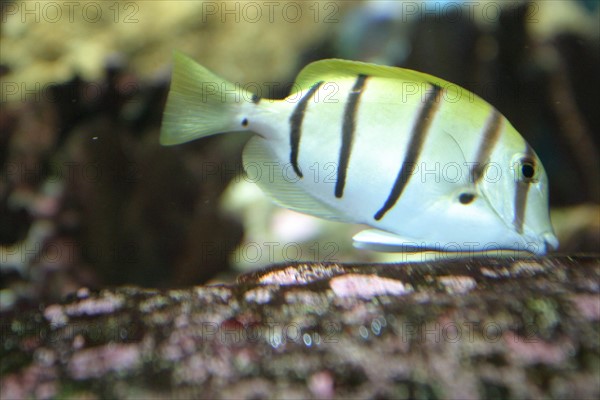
[160,51,250,146]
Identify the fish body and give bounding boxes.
[161,52,558,255]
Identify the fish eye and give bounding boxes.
[519,158,536,181]
[458,193,475,204]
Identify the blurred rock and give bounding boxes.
[1,256,598,399]
[1,1,343,86]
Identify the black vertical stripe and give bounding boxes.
[374,83,443,221]
[335,74,368,198]
[289,81,324,177]
[513,144,535,234]
[470,109,503,183]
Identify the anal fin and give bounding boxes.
[242,136,353,223]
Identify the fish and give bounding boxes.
[160,51,558,256]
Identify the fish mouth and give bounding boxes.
[484,202,558,255]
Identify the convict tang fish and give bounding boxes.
[161,52,558,255]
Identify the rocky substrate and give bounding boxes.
[1,255,599,399]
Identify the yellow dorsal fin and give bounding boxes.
[291,59,457,94]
